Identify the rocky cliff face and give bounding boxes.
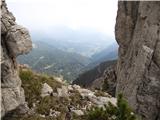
[115,1,160,120]
[1,0,32,117]
[92,65,117,96]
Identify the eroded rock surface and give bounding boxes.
[1,0,32,117]
[115,1,160,120]
[91,65,117,96]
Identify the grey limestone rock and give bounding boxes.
[41,83,53,97]
[115,1,160,120]
[1,0,32,117]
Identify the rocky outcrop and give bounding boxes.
[41,83,53,97]
[1,0,32,117]
[115,1,160,120]
[92,65,117,96]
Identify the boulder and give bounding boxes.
[72,110,84,116]
[87,94,116,108]
[6,25,32,56]
[72,84,81,89]
[41,83,53,97]
[57,85,69,97]
[76,88,95,98]
[68,85,73,91]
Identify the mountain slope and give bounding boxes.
[73,60,117,88]
[91,42,118,62]
[82,42,118,71]
[3,67,118,120]
[91,43,118,67]
[17,41,91,81]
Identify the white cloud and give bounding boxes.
[6,0,118,38]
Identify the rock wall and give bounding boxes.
[92,65,117,96]
[1,0,32,117]
[115,1,160,120]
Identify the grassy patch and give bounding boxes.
[16,68,138,120]
[19,68,62,107]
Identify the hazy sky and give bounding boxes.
[6,0,118,38]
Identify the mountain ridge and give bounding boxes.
[17,41,91,81]
[30,26,115,57]
[73,60,117,89]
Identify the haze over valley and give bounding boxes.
[17,34,118,81]
[7,0,119,81]
[2,0,160,119]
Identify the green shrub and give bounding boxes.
[86,94,137,120]
[116,94,136,120]
[19,69,42,107]
[87,107,109,120]
[102,79,109,91]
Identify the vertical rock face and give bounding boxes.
[1,0,32,117]
[115,1,160,120]
[91,65,117,96]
